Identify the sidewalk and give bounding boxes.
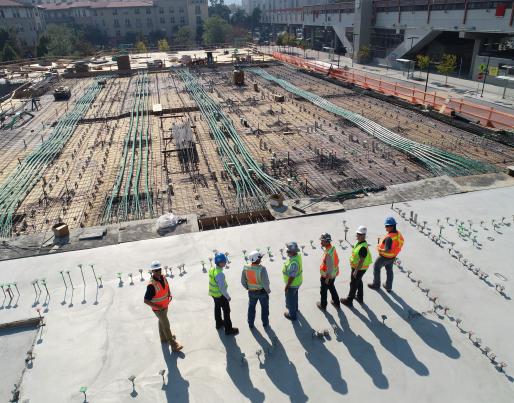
[260,45,514,115]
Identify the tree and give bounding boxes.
[149,30,167,45]
[196,19,205,45]
[249,7,262,33]
[36,35,50,57]
[202,16,231,46]
[416,54,430,78]
[44,25,76,57]
[358,45,370,63]
[1,43,18,62]
[436,53,457,85]
[158,38,170,51]
[208,0,231,21]
[176,27,192,47]
[135,40,147,53]
[230,8,247,27]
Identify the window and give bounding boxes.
[113,9,117,15]
[179,7,184,13]
[196,15,202,24]
[125,18,131,27]
[116,30,121,37]
[136,18,141,26]
[160,16,165,23]
[171,16,175,23]
[0,10,4,18]
[114,18,120,26]
[147,17,153,26]
[180,16,185,24]
[159,7,164,14]
[93,10,97,16]
[135,8,140,14]
[169,7,174,13]
[146,8,151,14]
[195,5,201,14]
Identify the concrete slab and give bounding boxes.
[0,323,38,402]
[0,186,513,402]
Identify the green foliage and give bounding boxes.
[44,25,75,56]
[276,32,296,46]
[176,27,192,46]
[436,53,457,84]
[1,43,18,62]
[202,16,231,45]
[0,28,22,61]
[249,7,262,30]
[135,41,147,53]
[196,19,205,44]
[157,38,170,51]
[358,45,370,62]
[209,0,231,21]
[36,35,50,57]
[416,54,430,71]
[230,8,247,26]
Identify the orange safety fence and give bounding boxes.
[271,52,514,130]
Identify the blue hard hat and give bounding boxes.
[384,216,397,226]
[214,252,227,265]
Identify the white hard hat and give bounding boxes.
[248,250,263,263]
[150,260,162,270]
[356,226,367,235]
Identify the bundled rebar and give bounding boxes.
[249,68,496,178]
[176,68,298,211]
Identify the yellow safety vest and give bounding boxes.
[208,266,226,297]
[282,254,303,287]
[350,241,372,270]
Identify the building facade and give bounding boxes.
[0,0,45,47]
[0,0,208,48]
[254,0,514,82]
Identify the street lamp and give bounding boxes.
[423,61,441,102]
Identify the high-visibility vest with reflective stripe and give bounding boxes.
[320,245,339,277]
[378,231,404,258]
[244,264,264,290]
[350,241,373,270]
[148,277,171,311]
[282,254,303,287]
[208,266,226,297]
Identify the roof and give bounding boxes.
[41,0,153,11]
[0,0,34,8]
[1,182,513,402]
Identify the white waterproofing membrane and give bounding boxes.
[0,186,513,402]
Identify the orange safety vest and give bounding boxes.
[378,231,404,258]
[149,277,171,311]
[244,264,264,291]
[320,245,339,277]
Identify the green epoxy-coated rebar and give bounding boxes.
[102,71,153,224]
[248,68,497,178]
[175,68,298,211]
[0,76,111,237]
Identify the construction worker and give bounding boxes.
[368,217,404,292]
[341,226,372,307]
[209,252,239,335]
[144,261,183,352]
[241,250,271,328]
[283,242,303,320]
[317,233,340,311]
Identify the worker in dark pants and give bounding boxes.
[368,217,405,292]
[283,242,303,321]
[341,226,372,307]
[317,233,340,311]
[144,260,183,352]
[209,252,239,336]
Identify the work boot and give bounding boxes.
[330,300,341,309]
[356,296,364,304]
[216,322,224,330]
[316,302,326,311]
[225,327,239,336]
[368,283,380,290]
[382,283,392,292]
[171,341,183,352]
[283,312,296,321]
[340,298,353,308]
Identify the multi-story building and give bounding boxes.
[0,0,45,47]
[42,0,208,44]
[254,0,514,83]
[0,0,208,48]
